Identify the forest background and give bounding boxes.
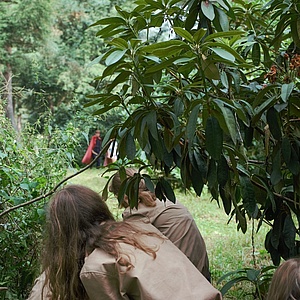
[0,0,299,299]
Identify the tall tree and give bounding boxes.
[0,0,54,130]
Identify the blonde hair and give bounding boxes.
[267,257,300,300]
[110,168,156,207]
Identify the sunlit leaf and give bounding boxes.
[105,50,127,66]
[201,1,215,20]
[281,83,294,102]
[210,47,235,62]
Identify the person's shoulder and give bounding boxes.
[82,249,117,275]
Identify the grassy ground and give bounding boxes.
[66,167,274,299]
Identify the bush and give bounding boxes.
[0,107,80,299]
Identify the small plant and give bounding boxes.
[217,265,277,299]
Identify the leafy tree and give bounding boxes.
[0,0,54,130]
[88,0,300,267]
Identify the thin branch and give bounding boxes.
[0,153,102,218]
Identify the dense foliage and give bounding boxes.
[0,106,81,298]
[0,0,300,298]
[89,0,300,268]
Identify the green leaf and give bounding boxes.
[173,27,194,43]
[142,174,155,193]
[215,0,229,10]
[271,148,282,185]
[281,83,294,102]
[219,185,231,215]
[143,40,187,57]
[246,269,260,282]
[201,57,220,80]
[191,167,205,196]
[215,7,229,31]
[205,116,223,160]
[240,175,257,218]
[281,136,291,166]
[220,276,249,295]
[217,155,229,187]
[203,30,244,42]
[160,177,176,203]
[109,38,128,50]
[287,147,300,175]
[187,104,201,144]
[266,107,282,140]
[252,95,277,124]
[283,215,296,249]
[194,28,207,43]
[213,99,237,144]
[105,50,127,66]
[107,71,131,93]
[252,43,260,66]
[146,110,158,141]
[201,1,215,20]
[91,17,126,27]
[210,47,235,62]
[125,133,136,160]
[207,159,217,189]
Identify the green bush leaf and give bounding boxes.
[201,57,220,80]
[252,43,261,66]
[281,83,294,102]
[105,50,127,66]
[205,116,223,160]
[217,155,229,187]
[160,177,176,203]
[240,175,257,217]
[210,47,235,62]
[213,99,237,144]
[201,1,215,20]
[173,27,194,43]
[125,132,136,160]
[283,215,296,249]
[281,136,291,166]
[266,107,282,140]
[187,104,200,144]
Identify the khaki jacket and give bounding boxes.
[122,199,211,281]
[28,222,220,300]
[81,222,221,300]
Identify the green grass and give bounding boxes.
[66,168,274,299]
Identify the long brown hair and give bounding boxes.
[42,184,160,300]
[110,168,156,207]
[267,257,300,300]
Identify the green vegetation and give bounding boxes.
[1,0,300,298]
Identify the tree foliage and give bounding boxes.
[88,0,300,265]
[0,105,81,298]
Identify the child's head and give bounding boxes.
[267,257,300,300]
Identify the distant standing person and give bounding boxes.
[109,168,211,282]
[104,139,118,166]
[82,129,102,167]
